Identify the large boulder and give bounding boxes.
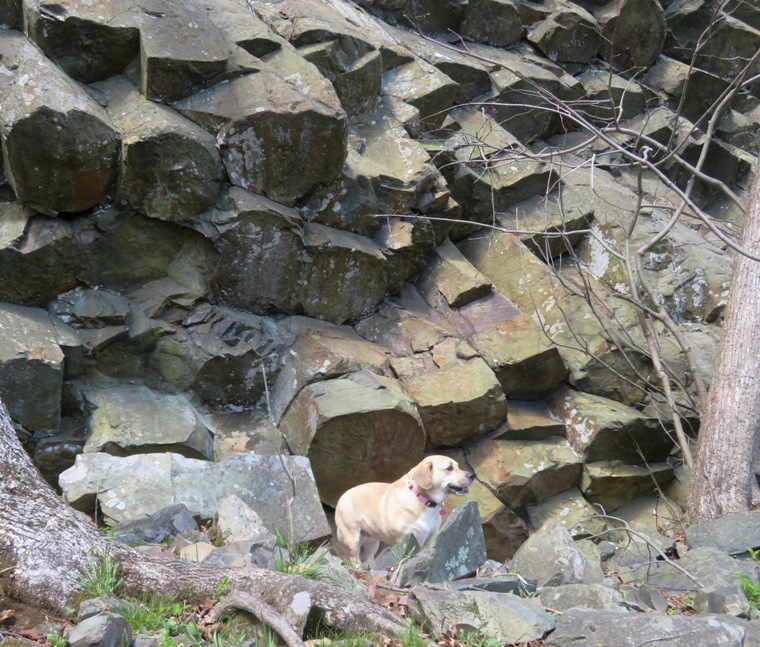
[547,387,675,463]
[83,385,214,460]
[59,451,330,542]
[96,76,222,223]
[198,187,304,314]
[528,0,602,64]
[0,302,78,433]
[23,0,139,83]
[296,223,388,323]
[511,519,586,587]
[597,0,666,70]
[152,304,286,407]
[279,370,426,506]
[175,70,348,206]
[0,28,121,215]
[468,438,583,508]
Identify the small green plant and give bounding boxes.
[736,547,760,612]
[273,530,329,579]
[117,595,187,635]
[390,536,418,564]
[461,630,501,647]
[69,542,123,597]
[47,634,67,647]
[399,618,426,647]
[215,575,231,599]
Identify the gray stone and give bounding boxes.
[512,519,586,587]
[528,0,601,64]
[131,0,229,103]
[199,187,304,314]
[66,613,132,647]
[539,583,626,612]
[271,324,391,421]
[409,586,555,644]
[115,503,198,545]
[498,399,567,441]
[59,451,330,543]
[175,71,347,206]
[415,238,492,308]
[209,495,273,546]
[547,608,756,646]
[645,546,758,593]
[581,461,675,513]
[694,587,748,617]
[547,387,674,463]
[686,511,760,556]
[394,501,488,586]
[526,488,605,538]
[280,370,425,507]
[152,303,285,407]
[462,0,523,48]
[382,59,459,132]
[577,66,646,124]
[83,385,214,460]
[597,0,666,70]
[96,76,222,223]
[297,223,388,323]
[0,302,79,433]
[399,356,507,447]
[0,29,121,215]
[468,438,583,509]
[23,0,139,83]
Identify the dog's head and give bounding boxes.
[409,455,475,500]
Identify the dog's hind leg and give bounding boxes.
[335,520,362,561]
[359,536,380,564]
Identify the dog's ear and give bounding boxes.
[411,459,434,490]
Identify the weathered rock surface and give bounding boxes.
[175,71,347,206]
[0,302,78,433]
[59,452,330,542]
[280,370,425,506]
[0,28,121,214]
[83,385,214,460]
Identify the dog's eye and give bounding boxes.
[446,465,454,471]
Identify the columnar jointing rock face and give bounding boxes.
[0,29,121,215]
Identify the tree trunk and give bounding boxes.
[0,400,404,639]
[687,167,760,524]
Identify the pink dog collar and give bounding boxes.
[408,482,446,516]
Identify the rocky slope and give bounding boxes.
[0,0,758,561]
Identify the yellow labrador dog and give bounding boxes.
[333,455,475,562]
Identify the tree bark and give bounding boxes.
[687,167,760,524]
[0,400,404,639]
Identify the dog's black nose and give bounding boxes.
[466,471,474,481]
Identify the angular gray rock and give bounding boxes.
[410,586,555,644]
[96,76,222,223]
[115,503,198,545]
[83,385,214,460]
[198,187,304,314]
[394,501,488,586]
[66,613,132,647]
[280,370,425,506]
[175,71,348,206]
[685,511,760,556]
[547,387,674,463]
[297,223,388,323]
[468,438,583,509]
[546,608,756,647]
[59,451,330,543]
[23,0,140,83]
[0,302,79,433]
[0,28,121,215]
[511,519,586,587]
